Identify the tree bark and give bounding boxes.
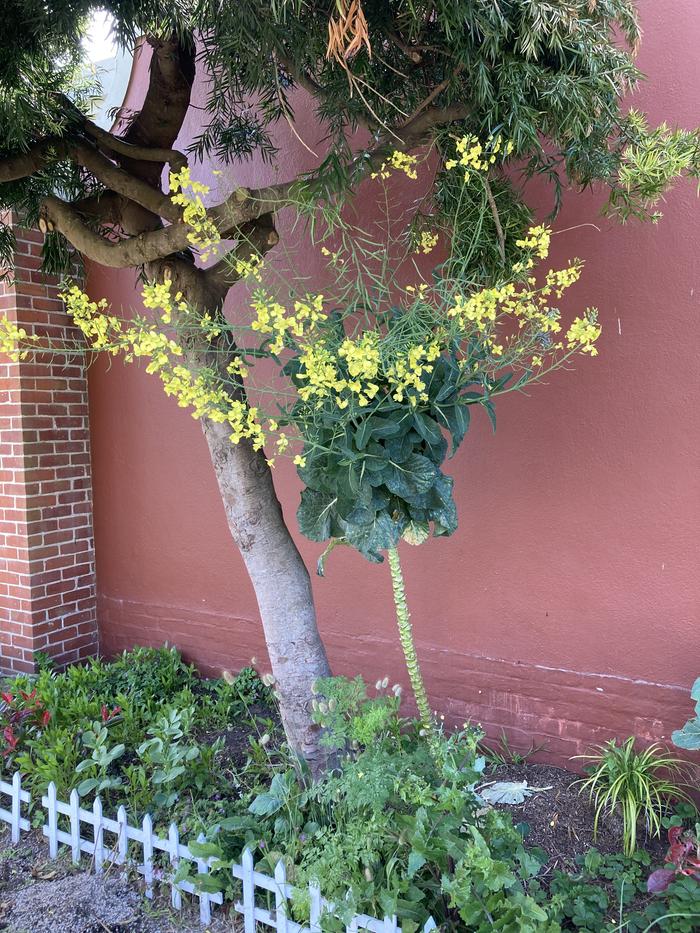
[201,418,332,776]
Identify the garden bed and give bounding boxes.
[0,648,697,932]
[488,762,668,874]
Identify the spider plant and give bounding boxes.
[574,737,695,856]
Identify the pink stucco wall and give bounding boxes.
[87,1,700,765]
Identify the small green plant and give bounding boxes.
[575,738,694,856]
[310,675,402,752]
[136,706,207,809]
[2,646,275,829]
[75,720,125,797]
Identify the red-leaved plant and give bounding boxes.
[0,689,51,761]
[647,825,700,893]
[100,704,121,724]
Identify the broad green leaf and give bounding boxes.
[187,840,224,859]
[194,875,225,894]
[297,488,336,541]
[671,720,700,750]
[442,404,471,456]
[249,792,283,816]
[384,454,437,500]
[342,510,402,561]
[413,411,444,447]
[407,850,426,878]
[482,399,497,432]
[428,474,457,536]
[76,778,98,796]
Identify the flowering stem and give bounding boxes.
[387,545,433,736]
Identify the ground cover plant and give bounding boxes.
[1,647,698,931]
[1,1,700,772]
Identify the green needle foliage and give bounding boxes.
[575,738,694,857]
[1,0,699,280]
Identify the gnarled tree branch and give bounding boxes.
[40,182,293,267]
[82,120,187,172]
[0,138,66,183]
[71,141,180,223]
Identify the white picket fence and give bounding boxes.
[0,773,437,932]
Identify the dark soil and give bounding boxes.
[486,762,668,876]
[197,702,283,771]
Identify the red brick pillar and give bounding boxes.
[0,223,98,673]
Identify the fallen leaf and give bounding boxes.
[478,781,553,806]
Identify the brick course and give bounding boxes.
[0,221,98,673]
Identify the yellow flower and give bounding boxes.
[169,167,221,260]
[61,283,268,450]
[293,455,306,467]
[371,150,418,181]
[566,311,601,355]
[516,225,551,260]
[416,230,439,255]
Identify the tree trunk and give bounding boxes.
[201,417,332,776]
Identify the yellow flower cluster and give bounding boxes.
[440,222,591,365]
[234,254,264,282]
[251,292,326,355]
[515,224,551,262]
[62,283,267,450]
[338,332,380,406]
[371,150,419,181]
[416,230,439,254]
[296,340,345,405]
[543,263,583,298]
[295,329,444,410]
[0,318,38,361]
[387,343,440,405]
[445,134,514,181]
[448,283,518,329]
[169,167,221,261]
[61,287,123,351]
[142,280,190,325]
[566,312,601,356]
[448,271,573,348]
[296,332,381,409]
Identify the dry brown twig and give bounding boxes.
[326,0,372,67]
